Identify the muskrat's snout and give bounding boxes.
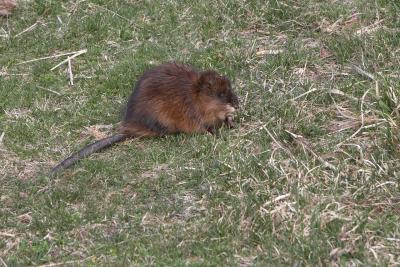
[230,93,239,110]
[232,101,239,110]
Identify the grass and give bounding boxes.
[1,0,399,265]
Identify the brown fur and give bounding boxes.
[0,0,16,16]
[50,62,239,175]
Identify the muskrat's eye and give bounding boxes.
[218,92,225,98]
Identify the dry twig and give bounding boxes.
[67,57,74,85]
[285,130,337,171]
[51,49,87,70]
[16,49,87,65]
[14,22,38,37]
[337,89,371,147]
[350,64,375,81]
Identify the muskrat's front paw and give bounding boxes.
[225,115,235,128]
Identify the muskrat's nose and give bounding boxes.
[231,95,239,109]
[231,100,239,110]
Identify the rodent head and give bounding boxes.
[197,70,239,109]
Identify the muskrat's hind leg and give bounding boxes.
[118,122,161,137]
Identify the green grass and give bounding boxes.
[1,0,399,266]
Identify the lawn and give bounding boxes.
[1,0,399,266]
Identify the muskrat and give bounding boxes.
[50,62,239,175]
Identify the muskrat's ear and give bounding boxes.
[197,71,216,91]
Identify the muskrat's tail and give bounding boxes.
[50,134,127,176]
